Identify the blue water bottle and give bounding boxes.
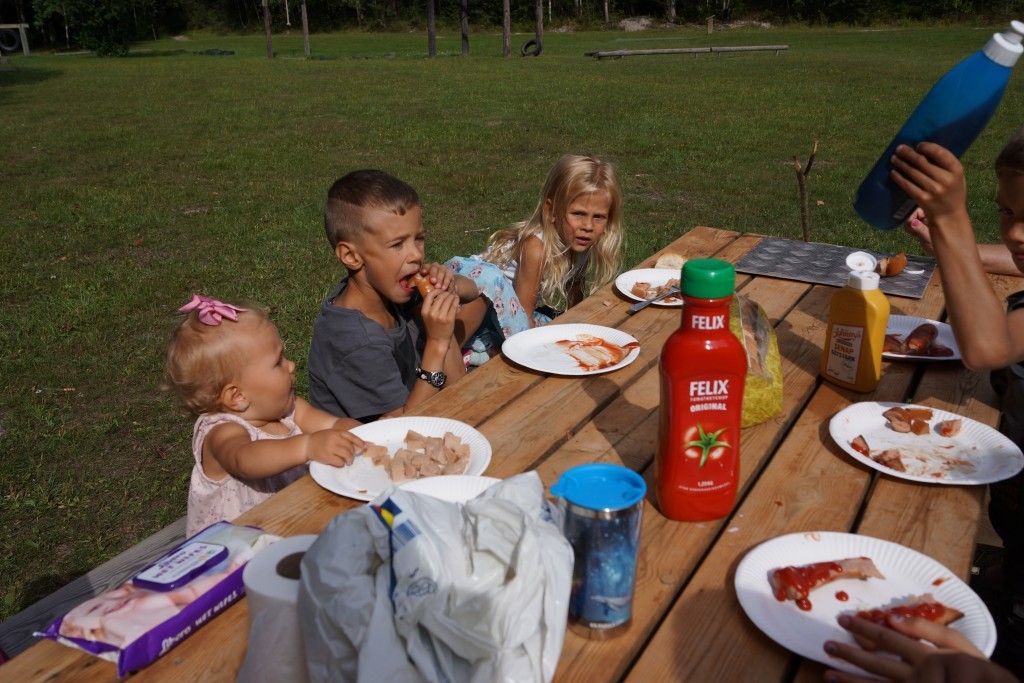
[854,22,1024,230]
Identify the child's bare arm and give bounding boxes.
[566,270,586,308]
[905,212,1022,276]
[452,274,480,303]
[382,288,464,417]
[203,421,361,481]
[513,236,545,326]
[892,142,1024,368]
[292,396,362,434]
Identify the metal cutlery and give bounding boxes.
[628,286,681,313]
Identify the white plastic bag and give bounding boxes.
[297,471,573,683]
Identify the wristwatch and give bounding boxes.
[415,366,447,388]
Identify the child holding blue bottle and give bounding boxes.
[889,127,1024,678]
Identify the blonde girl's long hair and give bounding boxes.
[482,154,624,308]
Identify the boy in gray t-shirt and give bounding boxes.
[308,170,479,421]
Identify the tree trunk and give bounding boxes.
[427,0,436,57]
[262,0,273,58]
[461,0,469,56]
[502,0,510,56]
[301,1,310,56]
[535,0,543,54]
[665,0,676,23]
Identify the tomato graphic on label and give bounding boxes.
[682,423,731,468]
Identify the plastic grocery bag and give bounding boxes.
[297,471,573,683]
[730,293,784,427]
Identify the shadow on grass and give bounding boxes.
[0,65,62,94]
[18,569,85,612]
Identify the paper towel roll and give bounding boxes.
[237,534,317,683]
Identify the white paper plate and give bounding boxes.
[735,531,995,677]
[400,475,501,502]
[309,417,492,501]
[883,315,960,361]
[829,401,1023,485]
[615,268,682,307]
[502,323,641,376]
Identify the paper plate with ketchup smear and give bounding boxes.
[735,531,995,678]
[502,324,640,376]
[829,401,1023,485]
[883,315,960,361]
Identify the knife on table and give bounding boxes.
[628,286,681,313]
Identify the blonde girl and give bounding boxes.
[166,294,363,537]
[447,154,624,356]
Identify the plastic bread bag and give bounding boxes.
[729,293,784,427]
[297,471,573,683]
[36,521,277,677]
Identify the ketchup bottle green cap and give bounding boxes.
[681,258,736,299]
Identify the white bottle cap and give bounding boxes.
[983,20,1024,67]
[847,270,881,291]
[846,251,878,272]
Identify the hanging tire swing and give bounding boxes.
[520,38,541,57]
[0,29,20,53]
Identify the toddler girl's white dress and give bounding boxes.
[186,411,307,538]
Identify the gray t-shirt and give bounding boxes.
[308,278,422,421]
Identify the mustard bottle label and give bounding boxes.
[824,323,864,385]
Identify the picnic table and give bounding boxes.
[6,226,1021,682]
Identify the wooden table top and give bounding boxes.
[7,226,1021,683]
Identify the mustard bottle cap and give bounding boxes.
[847,271,881,291]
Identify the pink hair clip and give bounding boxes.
[179,294,247,326]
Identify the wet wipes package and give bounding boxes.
[37,521,276,677]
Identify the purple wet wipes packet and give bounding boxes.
[35,521,271,677]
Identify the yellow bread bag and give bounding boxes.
[729,294,783,427]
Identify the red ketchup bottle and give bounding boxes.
[657,258,747,522]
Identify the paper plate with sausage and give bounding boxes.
[502,324,641,376]
[883,315,960,361]
[829,401,1024,485]
[735,532,995,678]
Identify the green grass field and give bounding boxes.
[1,24,1021,623]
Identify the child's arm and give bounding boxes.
[382,286,465,418]
[513,235,545,326]
[202,418,363,481]
[292,396,362,434]
[891,142,1024,369]
[905,211,1022,276]
[566,268,587,308]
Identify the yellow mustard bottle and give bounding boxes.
[820,270,891,392]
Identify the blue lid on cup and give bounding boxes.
[550,463,646,511]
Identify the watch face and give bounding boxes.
[417,367,447,387]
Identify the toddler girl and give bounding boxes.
[166,294,364,537]
[447,154,624,357]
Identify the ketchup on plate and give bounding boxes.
[657,259,746,521]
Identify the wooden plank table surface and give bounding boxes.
[5,226,1020,683]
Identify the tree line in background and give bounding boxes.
[1,0,1024,55]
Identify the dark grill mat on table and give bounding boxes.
[734,237,935,299]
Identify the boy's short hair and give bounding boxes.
[995,127,1024,176]
[324,170,421,248]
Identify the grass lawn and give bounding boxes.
[1,23,1021,623]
